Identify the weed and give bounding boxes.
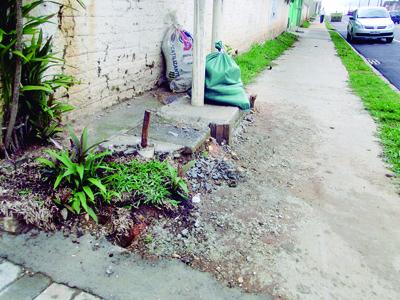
[235,32,297,85]
[17,188,32,197]
[106,160,189,207]
[182,160,196,173]
[144,234,153,244]
[326,22,400,174]
[301,20,311,28]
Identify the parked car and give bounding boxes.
[390,11,400,24]
[347,7,395,43]
[331,13,343,22]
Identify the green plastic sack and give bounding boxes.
[205,42,250,110]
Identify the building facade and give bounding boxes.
[37,0,293,118]
[384,1,400,11]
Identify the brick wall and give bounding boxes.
[36,0,290,119]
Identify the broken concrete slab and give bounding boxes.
[103,133,184,154]
[128,114,210,152]
[160,96,246,144]
[0,232,269,300]
[103,114,210,154]
[137,145,155,159]
[160,96,242,128]
[81,91,243,154]
[74,291,101,300]
[83,94,163,145]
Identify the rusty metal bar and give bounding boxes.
[141,110,151,148]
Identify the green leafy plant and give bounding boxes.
[20,31,77,140]
[0,0,84,153]
[166,163,189,197]
[106,160,189,207]
[38,127,110,222]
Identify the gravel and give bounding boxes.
[186,156,244,193]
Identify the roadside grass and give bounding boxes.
[326,22,400,174]
[235,32,298,85]
[301,20,311,28]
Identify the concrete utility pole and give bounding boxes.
[211,0,223,51]
[192,0,206,107]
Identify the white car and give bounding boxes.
[347,7,395,43]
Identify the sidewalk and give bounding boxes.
[242,22,400,298]
[0,232,267,300]
[0,259,100,300]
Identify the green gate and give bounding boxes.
[288,0,303,29]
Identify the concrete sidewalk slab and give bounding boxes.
[73,291,101,300]
[35,283,77,300]
[0,232,268,300]
[0,261,21,290]
[0,273,51,300]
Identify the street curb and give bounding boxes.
[328,27,400,93]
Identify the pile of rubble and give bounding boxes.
[186,155,244,193]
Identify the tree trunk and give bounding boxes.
[4,0,23,149]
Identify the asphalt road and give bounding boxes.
[332,16,400,90]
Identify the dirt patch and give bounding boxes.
[0,132,248,257]
[134,103,317,296]
[0,102,309,297]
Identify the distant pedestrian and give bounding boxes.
[320,8,325,23]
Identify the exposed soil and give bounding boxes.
[137,104,304,296]
[0,134,246,260]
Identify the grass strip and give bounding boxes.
[301,20,311,28]
[326,21,400,174]
[235,32,298,85]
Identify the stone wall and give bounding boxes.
[36,0,290,118]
